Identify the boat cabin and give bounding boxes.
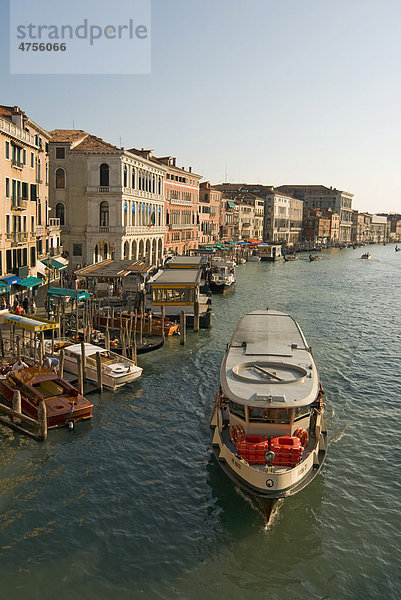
[258,244,282,261]
[148,268,212,327]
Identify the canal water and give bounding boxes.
[0,246,400,600]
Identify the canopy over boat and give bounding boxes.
[221,310,318,408]
[4,313,60,332]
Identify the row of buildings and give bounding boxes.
[1,104,400,285]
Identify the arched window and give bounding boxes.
[55,203,65,225]
[123,166,128,187]
[104,243,109,259]
[132,169,136,189]
[100,163,109,187]
[56,168,65,189]
[99,201,109,226]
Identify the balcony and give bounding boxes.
[169,224,194,230]
[12,158,24,169]
[11,197,28,211]
[49,218,61,230]
[49,245,63,257]
[11,232,28,246]
[99,186,110,193]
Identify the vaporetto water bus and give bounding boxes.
[210,309,327,512]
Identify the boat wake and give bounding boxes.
[329,425,347,444]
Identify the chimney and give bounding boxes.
[189,166,192,173]
[172,157,176,167]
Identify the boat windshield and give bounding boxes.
[32,380,66,398]
[228,400,245,420]
[248,406,292,424]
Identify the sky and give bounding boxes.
[1,0,401,212]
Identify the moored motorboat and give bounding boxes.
[283,254,297,262]
[209,261,236,294]
[210,309,327,505]
[0,367,93,428]
[44,341,143,389]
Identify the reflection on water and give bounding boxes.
[0,245,400,599]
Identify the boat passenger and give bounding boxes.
[12,358,28,371]
[42,355,59,373]
[221,403,230,428]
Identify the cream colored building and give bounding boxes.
[0,105,61,286]
[49,130,167,267]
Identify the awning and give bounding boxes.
[1,275,21,285]
[3,313,59,332]
[47,287,90,301]
[227,201,237,209]
[36,260,47,276]
[19,277,43,289]
[0,281,10,294]
[41,258,67,271]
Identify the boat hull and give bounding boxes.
[0,371,93,429]
[210,404,327,499]
[62,357,141,390]
[209,281,235,294]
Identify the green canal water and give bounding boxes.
[0,246,400,600]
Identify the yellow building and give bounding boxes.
[0,105,62,291]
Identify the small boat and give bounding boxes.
[361,253,371,260]
[44,341,143,390]
[96,336,164,358]
[0,367,93,428]
[210,309,327,512]
[395,246,401,252]
[309,254,321,261]
[209,261,236,294]
[283,254,297,262]
[94,312,179,336]
[236,258,247,265]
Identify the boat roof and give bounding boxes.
[64,343,107,356]
[165,256,207,268]
[221,310,319,408]
[4,313,60,331]
[150,269,201,286]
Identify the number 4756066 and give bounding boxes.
[18,42,67,51]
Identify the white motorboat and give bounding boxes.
[44,340,143,390]
[209,261,236,294]
[210,309,327,505]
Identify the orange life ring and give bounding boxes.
[230,424,245,445]
[294,428,309,448]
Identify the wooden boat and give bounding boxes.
[210,309,327,508]
[361,253,371,260]
[44,341,143,390]
[283,254,297,262]
[94,336,164,358]
[309,254,321,261]
[94,312,179,336]
[0,367,93,428]
[209,261,236,294]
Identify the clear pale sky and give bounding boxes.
[1,0,401,212]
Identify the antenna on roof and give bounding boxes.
[72,120,75,129]
[119,136,122,147]
[225,161,227,182]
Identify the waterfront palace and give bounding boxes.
[1,104,400,285]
